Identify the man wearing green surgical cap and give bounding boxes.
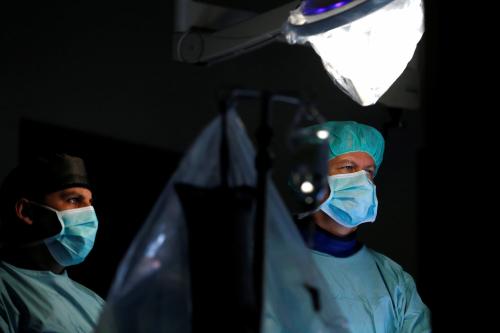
[0,153,104,333]
[297,121,431,332]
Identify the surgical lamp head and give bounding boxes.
[284,0,425,106]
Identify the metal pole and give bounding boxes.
[254,91,273,332]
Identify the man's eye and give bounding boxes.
[67,197,79,204]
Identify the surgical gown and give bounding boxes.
[310,246,431,333]
[0,261,104,333]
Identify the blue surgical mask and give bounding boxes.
[36,204,98,267]
[319,170,378,228]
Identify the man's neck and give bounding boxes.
[0,244,65,274]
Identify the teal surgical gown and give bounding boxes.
[310,246,431,333]
[0,261,104,333]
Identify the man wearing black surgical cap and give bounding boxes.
[0,153,104,333]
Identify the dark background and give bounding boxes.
[1,0,493,331]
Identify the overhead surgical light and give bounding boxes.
[284,0,424,105]
[174,0,424,106]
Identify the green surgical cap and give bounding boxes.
[316,121,385,173]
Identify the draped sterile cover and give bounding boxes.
[96,110,348,333]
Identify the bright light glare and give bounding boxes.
[301,181,315,193]
[316,129,330,140]
[288,0,424,106]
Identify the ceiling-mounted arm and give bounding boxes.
[173,1,300,65]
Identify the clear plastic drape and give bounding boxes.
[95,110,348,333]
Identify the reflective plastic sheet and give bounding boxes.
[96,110,348,333]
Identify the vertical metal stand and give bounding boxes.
[253,91,273,332]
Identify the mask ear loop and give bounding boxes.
[28,201,59,213]
[25,201,65,243]
[6,201,62,249]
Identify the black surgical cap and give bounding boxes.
[1,153,91,201]
[0,153,91,232]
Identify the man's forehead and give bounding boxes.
[53,187,93,197]
[330,152,375,165]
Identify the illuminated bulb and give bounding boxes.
[316,129,329,140]
[301,181,315,193]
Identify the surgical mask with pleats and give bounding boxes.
[319,170,378,228]
[35,204,98,267]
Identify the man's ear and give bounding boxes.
[15,198,33,225]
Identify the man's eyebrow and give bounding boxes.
[60,190,82,197]
[334,159,356,165]
[59,190,89,200]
